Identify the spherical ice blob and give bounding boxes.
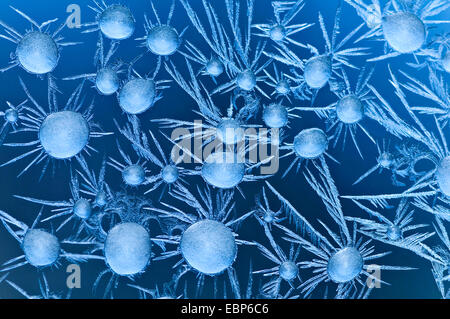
[336,95,364,124]
[275,80,290,95]
[96,68,120,95]
[104,223,151,276]
[304,55,332,89]
[16,31,59,75]
[387,225,402,241]
[122,164,146,186]
[180,220,237,275]
[236,70,256,91]
[378,152,394,169]
[327,247,363,283]
[5,109,19,124]
[436,156,450,197]
[73,198,92,219]
[205,58,224,77]
[364,5,382,29]
[201,152,245,189]
[269,25,286,41]
[216,119,245,145]
[263,103,289,128]
[161,165,179,184]
[442,51,450,73]
[119,78,156,115]
[279,261,299,281]
[39,111,90,159]
[382,12,426,53]
[95,191,108,207]
[146,25,180,56]
[263,211,275,224]
[22,229,60,267]
[293,128,328,159]
[98,5,135,40]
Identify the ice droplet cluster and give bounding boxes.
[0,0,449,299]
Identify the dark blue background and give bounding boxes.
[0,0,448,299]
